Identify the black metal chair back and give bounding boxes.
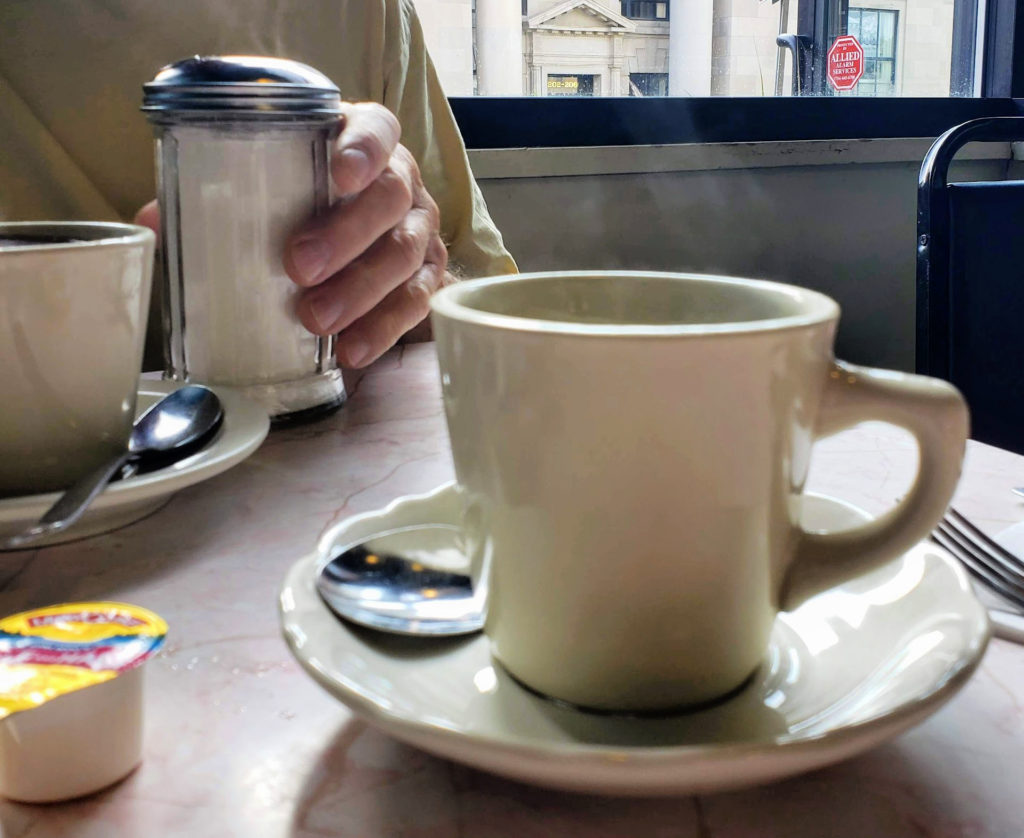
[917,117,1024,454]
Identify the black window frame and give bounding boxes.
[452,0,1024,148]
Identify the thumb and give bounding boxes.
[134,200,161,242]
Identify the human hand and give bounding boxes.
[133,104,448,370]
[284,102,451,368]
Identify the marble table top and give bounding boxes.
[2,342,1023,838]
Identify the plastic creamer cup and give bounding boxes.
[0,602,167,802]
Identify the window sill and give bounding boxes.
[468,137,1012,179]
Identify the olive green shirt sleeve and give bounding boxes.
[382,0,517,279]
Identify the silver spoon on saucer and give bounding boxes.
[4,385,223,549]
[316,524,484,636]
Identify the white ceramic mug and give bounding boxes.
[0,223,155,496]
[430,271,968,712]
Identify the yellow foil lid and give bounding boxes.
[0,602,167,720]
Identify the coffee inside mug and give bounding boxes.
[0,237,87,248]
[450,273,830,329]
[0,228,119,248]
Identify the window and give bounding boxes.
[547,73,597,96]
[427,0,971,99]
[629,72,670,96]
[622,1,670,20]
[849,9,900,96]
[415,0,1024,146]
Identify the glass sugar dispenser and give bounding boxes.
[143,56,345,423]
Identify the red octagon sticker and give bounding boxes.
[827,35,864,91]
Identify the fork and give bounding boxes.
[931,508,1024,642]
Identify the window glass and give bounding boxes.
[848,8,899,96]
[629,72,670,95]
[622,1,670,19]
[413,0,980,98]
[547,73,598,95]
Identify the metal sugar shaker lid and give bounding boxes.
[142,55,343,122]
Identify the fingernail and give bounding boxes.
[337,148,371,193]
[291,238,331,284]
[344,339,370,368]
[309,294,343,333]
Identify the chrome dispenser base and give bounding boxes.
[269,393,345,427]
[240,368,346,425]
[164,368,346,427]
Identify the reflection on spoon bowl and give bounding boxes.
[315,524,484,637]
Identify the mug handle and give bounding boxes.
[780,360,969,611]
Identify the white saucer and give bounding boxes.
[280,484,990,796]
[0,380,269,549]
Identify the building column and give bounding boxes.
[476,0,525,95]
[530,59,543,96]
[610,33,624,95]
[669,0,713,95]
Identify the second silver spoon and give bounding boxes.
[4,385,223,549]
[316,524,484,636]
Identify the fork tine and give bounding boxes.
[945,508,1024,577]
[935,519,1024,593]
[936,517,1024,598]
[931,528,1024,610]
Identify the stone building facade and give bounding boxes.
[523,0,670,96]
[412,0,960,98]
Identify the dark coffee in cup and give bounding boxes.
[0,235,87,248]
